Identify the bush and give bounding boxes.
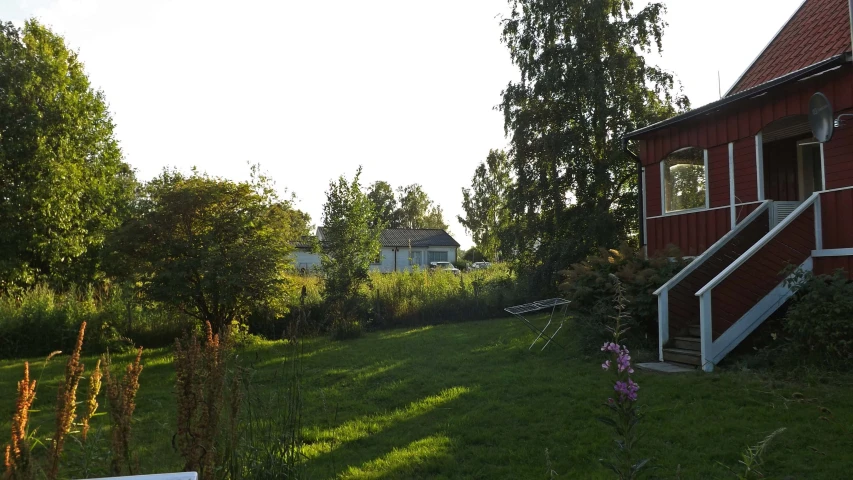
[779,268,853,369]
[558,243,688,351]
[0,284,196,358]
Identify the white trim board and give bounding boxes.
[812,248,853,257]
[652,201,771,296]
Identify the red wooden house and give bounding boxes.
[623,0,853,371]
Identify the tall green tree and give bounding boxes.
[366,180,398,228]
[0,20,136,289]
[499,0,688,290]
[104,167,307,333]
[459,149,512,260]
[395,184,448,230]
[321,167,381,334]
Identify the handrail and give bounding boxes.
[695,192,820,296]
[652,200,772,296]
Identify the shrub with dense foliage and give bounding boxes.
[320,168,382,339]
[559,243,687,350]
[104,167,309,333]
[780,268,853,369]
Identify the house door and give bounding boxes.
[797,140,823,199]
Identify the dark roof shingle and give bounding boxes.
[379,229,460,247]
[728,0,851,95]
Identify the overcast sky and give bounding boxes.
[1,0,807,248]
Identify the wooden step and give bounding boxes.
[672,336,700,351]
[662,348,701,367]
[687,326,701,337]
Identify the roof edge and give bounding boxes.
[624,54,848,140]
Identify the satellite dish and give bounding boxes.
[809,92,834,143]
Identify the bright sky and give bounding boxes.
[1,0,807,248]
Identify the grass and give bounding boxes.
[1,316,852,479]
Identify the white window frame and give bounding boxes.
[660,147,710,215]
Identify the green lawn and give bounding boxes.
[1,316,852,479]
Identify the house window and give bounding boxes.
[662,147,708,213]
[427,251,448,263]
[410,251,423,265]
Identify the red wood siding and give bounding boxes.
[647,208,730,257]
[707,145,730,208]
[814,256,853,277]
[732,138,758,203]
[710,207,816,339]
[763,136,802,201]
[819,189,853,249]
[645,164,662,217]
[735,202,763,224]
[637,67,853,167]
[823,112,853,190]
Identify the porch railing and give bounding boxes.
[695,193,821,371]
[653,201,771,361]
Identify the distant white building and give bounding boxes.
[294,228,460,273]
[292,236,321,274]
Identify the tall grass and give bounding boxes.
[280,264,525,334]
[0,285,194,359]
[369,264,522,328]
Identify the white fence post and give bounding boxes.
[658,289,669,362]
[699,291,714,372]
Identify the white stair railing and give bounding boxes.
[653,201,771,361]
[694,192,821,372]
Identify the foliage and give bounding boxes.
[498,0,689,292]
[1,320,852,477]
[104,167,308,333]
[4,362,37,480]
[598,276,648,479]
[47,323,86,479]
[559,243,687,350]
[366,181,398,229]
[0,20,136,291]
[174,323,233,480]
[459,149,512,261]
[367,264,522,329]
[721,428,786,480]
[780,268,853,369]
[0,284,193,359]
[395,184,448,230]
[320,168,382,338]
[102,347,143,476]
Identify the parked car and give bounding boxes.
[469,261,492,270]
[429,261,460,275]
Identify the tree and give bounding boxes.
[366,181,398,228]
[0,20,136,290]
[499,0,688,291]
[459,149,512,260]
[395,184,448,230]
[320,167,382,334]
[104,167,307,333]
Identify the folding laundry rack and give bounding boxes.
[504,298,570,350]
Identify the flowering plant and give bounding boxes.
[598,275,648,479]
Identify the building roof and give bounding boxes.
[315,227,460,248]
[727,0,851,95]
[380,229,460,248]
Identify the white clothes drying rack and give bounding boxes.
[504,298,570,350]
